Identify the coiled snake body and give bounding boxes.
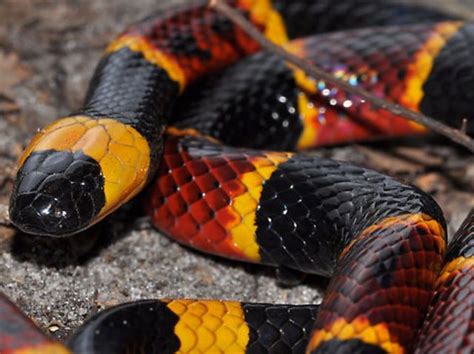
[2,1,473,353]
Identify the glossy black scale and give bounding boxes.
[255,155,445,276]
[420,23,474,133]
[173,23,474,149]
[9,150,105,236]
[5,1,468,353]
[68,300,319,354]
[81,47,180,164]
[173,53,303,150]
[310,338,388,354]
[243,303,319,354]
[171,136,444,276]
[68,300,181,354]
[273,0,454,38]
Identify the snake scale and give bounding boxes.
[1,0,473,353]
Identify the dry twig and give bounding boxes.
[461,118,469,134]
[209,0,474,153]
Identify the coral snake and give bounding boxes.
[2,0,473,353]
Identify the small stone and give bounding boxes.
[48,324,60,333]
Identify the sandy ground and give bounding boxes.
[0,0,473,341]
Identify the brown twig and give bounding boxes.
[461,118,468,134]
[209,0,474,153]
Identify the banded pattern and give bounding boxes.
[174,21,472,150]
[307,214,445,353]
[148,132,446,352]
[148,133,445,275]
[9,117,150,236]
[68,299,319,354]
[415,210,474,353]
[147,132,292,262]
[9,0,290,237]
[5,0,472,353]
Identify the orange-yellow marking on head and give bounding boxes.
[17,116,151,221]
[15,342,73,354]
[106,34,186,91]
[226,152,292,261]
[238,0,289,45]
[400,21,462,123]
[307,316,405,354]
[166,300,249,353]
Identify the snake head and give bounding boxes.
[9,115,151,237]
[9,149,105,236]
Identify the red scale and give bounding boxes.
[148,135,261,261]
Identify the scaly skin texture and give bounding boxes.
[148,133,445,274]
[147,132,446,353]
[175,21,471,149]
[9,0,289,237]
[9,0,457,237]
[307,214,445,353]
[67,299,319,354]
[147,133,293,263]
[5,0,473,353]
[415,210,474,353]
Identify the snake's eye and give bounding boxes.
[9,150,105,237]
